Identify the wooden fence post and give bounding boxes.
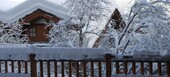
[158,62,161,76]
[30,54,37,77]
[124,61,128,75]
[105,54,112,77]
[132,62,136,74]
[167,62,170,77]
[149,62,153,75]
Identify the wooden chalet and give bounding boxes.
[0,0,68,43]
[93,8,125,48]
[23,9,61,43]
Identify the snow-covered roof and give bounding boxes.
[0,0,69,23]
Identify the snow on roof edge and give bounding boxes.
[0,0,69,23]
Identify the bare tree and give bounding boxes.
[49,0,111,47]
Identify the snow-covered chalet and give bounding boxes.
[93,8,125,48]
[0,0,69,43]
[0,0,124,46]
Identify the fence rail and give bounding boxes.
[0,54,169,77]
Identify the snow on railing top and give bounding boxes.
[0,45,169,61]
[132,49,170,61]
[0,45,105,60]
[133,50,161,58]
[0,47,30,60]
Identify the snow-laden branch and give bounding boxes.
[111,0,170,54]
[49,0,111,47]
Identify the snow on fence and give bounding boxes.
[0,45,105,60]
[0,46,169,77]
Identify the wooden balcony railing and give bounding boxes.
[0,53,169,77]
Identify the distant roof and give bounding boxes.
[0,0,69,23]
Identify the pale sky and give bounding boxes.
[0,0,132,13]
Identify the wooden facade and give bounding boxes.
[23,9,60,43]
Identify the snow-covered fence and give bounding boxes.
[109,54,170,77]
[29,53,170,77]
[0,46,169,77]
[0,46,106,77]
[0,46,105,60]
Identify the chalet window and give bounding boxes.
[29,28,36,37]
